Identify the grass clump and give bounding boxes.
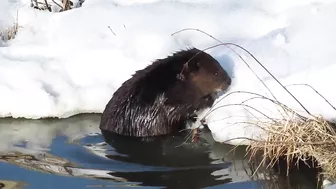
[30,0,85,12]
[0,11,19,42]
[248,111,336,181]
[0,23,18,42]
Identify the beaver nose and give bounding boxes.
[227,77,232,86]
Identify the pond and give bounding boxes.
[0,114,319,189]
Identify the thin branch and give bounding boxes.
[52,0,63,11]
[220,136,336,145]
[44,0,51,12]
[202,90,307,121]
[108,26,116,36]
[285,83,336,112]
[205,103,276,121]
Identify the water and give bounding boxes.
[0,114,319,189]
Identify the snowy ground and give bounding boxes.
[1,0,336,145]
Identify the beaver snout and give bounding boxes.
[215,84,228,93]
[222,77,232,89]
[217,77,231,92]
[227,77,232,86]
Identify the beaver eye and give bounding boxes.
[214,72,218,76]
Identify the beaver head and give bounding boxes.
[178,49,232,98]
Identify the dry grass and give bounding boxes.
[30,0,85,12]
[0,13,19,42]
[246,111,336,181]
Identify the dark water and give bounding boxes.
[0,114,319,189]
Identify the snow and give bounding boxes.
[1,0,336,145]
[0,1,16,27]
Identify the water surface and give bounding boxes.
[0,114,318,189]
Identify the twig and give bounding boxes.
[205,103,276,121]
[175,127,195,147]
[221,136,336,145]
[52,0,63,11]
[108,26,116,36]
[44,0,51,12]
[202,90,307,121]
[285,83,336,112]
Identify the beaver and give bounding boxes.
[99,48,231,138]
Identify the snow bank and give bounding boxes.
[1,0,336,144]
[204,0,336,145]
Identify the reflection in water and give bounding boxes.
[99,131,232,189]
[0,180,26,189]
[0,114,321,189]
[0,152,126,182]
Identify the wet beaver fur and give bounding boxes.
[99,48,231,138]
